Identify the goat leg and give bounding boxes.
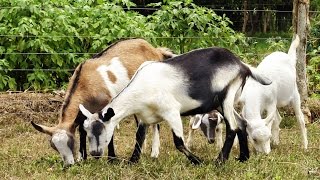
[129,123,147,163]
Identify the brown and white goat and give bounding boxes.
[31,38,175,166]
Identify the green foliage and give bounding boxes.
[0,0,152,91]
[266,37,289,52]
[307,53,320,97]
[0,0,246,91]
[308,13,320,96]
[147,1,247,54]
[0,0,319,92]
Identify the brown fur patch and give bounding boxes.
[107,70,117,83]
[57,38,174,135]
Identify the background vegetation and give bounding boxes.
[0,0,319,96]
[0,1,319,179]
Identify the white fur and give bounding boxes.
[97,57,131,98]
[211,65,239,91]
[51,130,74,165]
[150,125,160,158]
[81,48,271,162]
[240,35,308,154]
[82,60,248,158]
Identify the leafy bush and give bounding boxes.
[308,13,320,96]
[0,0,152,91]
[146,1,247,54]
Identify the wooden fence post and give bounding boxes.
[292,0,311,123]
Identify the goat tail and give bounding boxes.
[157,47,177,59]
[244,63,272,85]
[288,34,300,61]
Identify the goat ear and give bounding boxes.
[217,113,224,123]
[30,121,55,136]
[79,104,92,119]
[233,109,247,130]
[191,115,202,129]
[102,108,115,122]
[264,111,275,126]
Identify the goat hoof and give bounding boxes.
[236,156,249,162]
[129,156,140,164]
[215,156,227,166]
[107,156,117,163]
[189,156,202,165]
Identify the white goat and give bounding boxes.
[31,38,174,166]
[80,47,272,164]
[239,35,308,154]
[186,110,224,150]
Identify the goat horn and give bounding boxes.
[31,121,56,135]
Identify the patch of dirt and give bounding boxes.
[0,92,64,125]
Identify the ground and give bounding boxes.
[0,92,319,179]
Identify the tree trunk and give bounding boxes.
[242,0,249,33]
[292,0,311,123]
[263,9,271,33]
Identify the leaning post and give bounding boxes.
[292,0,311,123]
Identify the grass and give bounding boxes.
[0,106,319,179]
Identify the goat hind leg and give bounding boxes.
[271,110,281,146]
[150,124,160,158]
[292,91,308,149]
[164,111,202,164]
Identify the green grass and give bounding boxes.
[0,114,319,180]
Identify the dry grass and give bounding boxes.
[0,92,319,179]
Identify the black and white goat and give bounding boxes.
[31,38,174,166]
[239,35,308,154]
[80,47,272,164]
[186,110,224,150]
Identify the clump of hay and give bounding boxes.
[0,92,64,126]
[308,98,320,123]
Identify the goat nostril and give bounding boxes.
[90,151,102,159]
[208,139,215,144]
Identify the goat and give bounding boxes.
[186,110,224,150]
[30,38,175,166]
[79,47,272,164]
[239,35,308,154]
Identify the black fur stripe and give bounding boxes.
[91,38,139,59]
[61,62,84,119]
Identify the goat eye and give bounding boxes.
[253,139,257,142]
[50,140,58,151]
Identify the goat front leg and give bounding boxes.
[236,128,249,162]
[107,135,116,161]
[216,120,236,165]
[186,128,195,150]
[129,123,147,163]
[78,123,87,161]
